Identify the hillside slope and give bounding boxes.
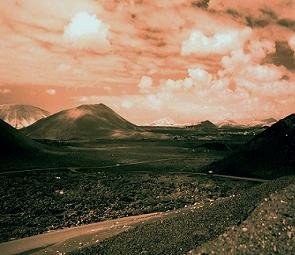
[0,119,40,155]
[23,104,140,140]
[192,183,295,254]
[208,113,295,178]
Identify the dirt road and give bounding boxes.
[0,212,165,255]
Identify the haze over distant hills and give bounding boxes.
[209,114,295,178]
[23,104,141,140]
[217,118,277,128]
[0,104,50,129]
[148,118,277,128]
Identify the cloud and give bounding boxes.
[84,40,294,124]
[0,88,11,94]
[181,27,252,56]
[264,41,295,71]
[188,67,212,85]
[138,76,153,93]
[46,89,56,95]
[64,11,109,49]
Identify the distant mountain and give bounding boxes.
[217,119,240,128]
[208,114,295,178]
[149,118,177,127]
[0,104,50,129]
[0,119,40,155]
[23,104,141,140]
[260,118,277,126]
[186,120,218,131]
[217,118,277,128]
[245,118,277,127]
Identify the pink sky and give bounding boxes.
[0,0,294,124]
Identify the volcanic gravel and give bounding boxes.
[191,183,295,254]
[72,176,295,255]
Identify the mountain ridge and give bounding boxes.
[0,104,50,129]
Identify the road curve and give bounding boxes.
[0,212,165,255]
[0,158,268,183]
[0,157,190,175]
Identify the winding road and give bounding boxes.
[0,158,268,183]
[0,212,166,255]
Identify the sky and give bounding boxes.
[0,0,294,125]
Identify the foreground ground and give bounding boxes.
[0,176,293,255]
[0,168,254,243]
[1,130,255,243]
[2,128,282,255]
[72,176,295,255]
[192,182,295,254]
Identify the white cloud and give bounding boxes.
[188,68,212,85]
[64,11,109,49]
[181,27,251,56]
[46,89,56,95]
[0,88,11,94]
[138,76,153,93]
[219,48,283,83]
[244,65,282,83]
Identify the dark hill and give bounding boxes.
[23,104,141,140]
[186,120,218,132]
[208,114,295,178]
[0,119,40,155]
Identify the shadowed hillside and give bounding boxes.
[0,119,41,155]
[208,114,295,178]
[192,182,295,254]
[23,104,141,140]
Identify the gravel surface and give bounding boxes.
[0,171,250,242]
[190,182,295,255]
[71,176,295,255]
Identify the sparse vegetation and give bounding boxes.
[72,177,295,255]
[0,169,253,242]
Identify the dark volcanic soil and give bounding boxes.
[192,183,295,254]
[0,170,252,243]
[72,176,295,255]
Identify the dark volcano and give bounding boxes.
[23,104,141,140]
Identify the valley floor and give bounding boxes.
[2,129,292,254]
